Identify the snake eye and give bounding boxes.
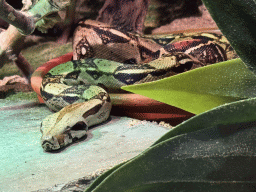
[71,121,87,131]
[68,122,88,142]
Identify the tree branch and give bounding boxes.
[97,0,150,33]
[0,0,73,79]
[0,0,35,35]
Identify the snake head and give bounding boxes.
[40,112,88,151]
[40,98,111,152]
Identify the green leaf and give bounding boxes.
[122,58,256,114]
[85,1,256,191]
[202,0,256,74]
[152,97,256,146]
[85,98,256,192]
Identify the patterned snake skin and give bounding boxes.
[37,20,237,151]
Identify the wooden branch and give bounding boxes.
[0,0,73,80]
[15,54,34,82]
[97,0,150,34]
[57,0,77,44]
[0,0,35,35]
[0,0,72,35]
[0,25,25,67]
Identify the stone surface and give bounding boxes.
[0,75,32,98]
[0,100,170,192]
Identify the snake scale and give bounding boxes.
[36,20,237,151]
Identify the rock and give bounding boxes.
[0,75,32,98]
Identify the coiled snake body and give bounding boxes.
[35,20,237,151]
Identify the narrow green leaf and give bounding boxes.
[122,58,256,114]
[202,0,256,74]
[85,98,256,192]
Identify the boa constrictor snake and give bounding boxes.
[32,20,237,151]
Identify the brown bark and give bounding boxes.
[15,54,34,81]
[0,25,25,66]
[0,0,72,80]
[96,0,150,34]
[57,0,77,44]
[0,0,35,35]
[0,26,34,81]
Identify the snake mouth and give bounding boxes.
[41,139,60,152]
[42,141,54,151]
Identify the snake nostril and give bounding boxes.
[44,145,51,151]
[42,142,54,151]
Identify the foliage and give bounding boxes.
[122,0,256,114]
[122,58,256,114]
[25,0,70,33]
[202,0,256,74]
[85,98,256,192]
[84,0,256,191]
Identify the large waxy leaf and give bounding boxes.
[85,98,256,192]
[122,58,256,114]
[122,0,256,114]
[202,0,256,74]
[84,1,256,191]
